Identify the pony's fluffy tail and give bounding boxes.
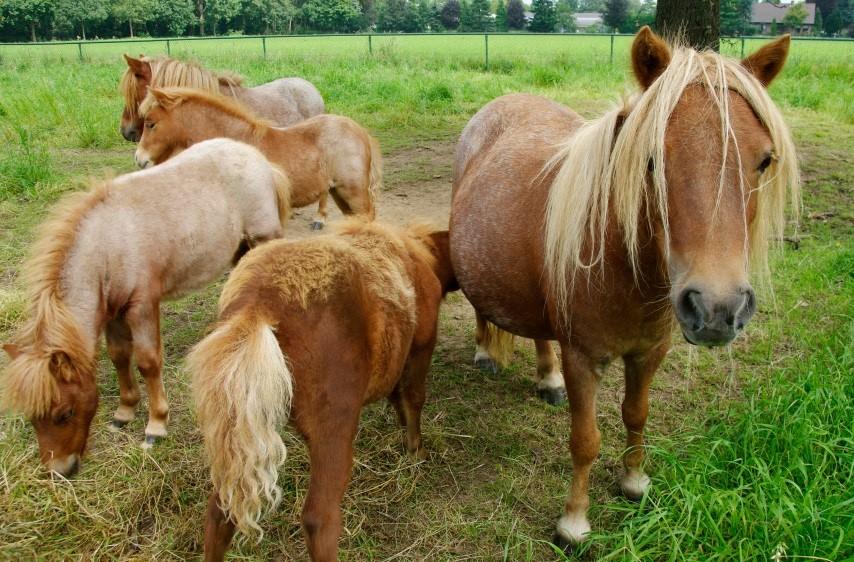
[366,135,383,220]
[188,311,293,540]
[479,319,516,368]
[270,164,292,228]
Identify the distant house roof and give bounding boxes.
[751,2,816,24]
[574,12,604,27]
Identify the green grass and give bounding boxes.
[0,35,852,561]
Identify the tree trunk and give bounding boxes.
[81,22,86,40]
[30,21,36,42]
[655,0,720,51]
[198,0,206,35]
[129,19,134,38]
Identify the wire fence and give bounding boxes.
[1,32,851,69]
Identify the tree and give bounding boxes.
[111,0,154,37]
[377,0,422,31]
[440,0,460,28]
[770,17,777,35]
[655,0,720,50]
[824,7,842,34]
[555,0,576,32]
[578,0,604,10]
[813,6,823,34]
[506,0,524,28]
[603,0,627,31]
[3,0,51,41]
[53,0,108,39]
[416,0,441,30]
[782,2,808,32]
[151,0,195,36]
[460,0,492,30]
[529,0,556,31]
[495,0,507,31]
[206,0,240,34]
[242,0,297,33]
[301,0,362,31]
[720,0,751,36]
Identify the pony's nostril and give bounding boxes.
[677,289,705,331]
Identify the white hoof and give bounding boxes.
[620,469,651,500]
[555,513,591,544]
[144,419,168,438]
[473,349,492,363]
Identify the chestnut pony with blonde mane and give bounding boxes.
[2,139,290,477]
[120,54,324,141]
[187,220,457,561]
[449,28,800,547]
[135,87,382,230]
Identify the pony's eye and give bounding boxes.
[758,155,773,173]
[144,122,155,130]
[55,409,74,424]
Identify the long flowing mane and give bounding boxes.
[139,86,271,140]
[1,183,109,416]
[543,46,800,312]
[121,55,245,124]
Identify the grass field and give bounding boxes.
[0,35,852,561]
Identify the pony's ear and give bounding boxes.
[742,35,790,87]
[631,26,672,90]
[147,87,179,109]
[124,54,152,81]
[3,343,21,360]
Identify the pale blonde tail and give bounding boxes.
[270,164,292,228]
[479,320,516,367]
[366,135,383,220]
[188,311,293,540]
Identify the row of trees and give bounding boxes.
[1,0,852,42]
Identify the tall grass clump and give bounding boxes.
[0,125,55,198]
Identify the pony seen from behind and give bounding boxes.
[188,220,457,561]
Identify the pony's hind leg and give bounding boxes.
[535,340,567,406]
[619,343,668,500]
[126,301,169,448]
[302,414,359,562]
[106,316,140,430]
[393,346,435,460]
[330,180,374,220]
[203,492,236,562]
[310,189,329,230]
[553,344,601,548]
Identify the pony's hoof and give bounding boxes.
[620,470,651,501]
[554,513,590,549]
[537,386,567,406]
[310,221,324,231]
[474,357,500,374]
[108,419,129,432]
[141,434,161,450]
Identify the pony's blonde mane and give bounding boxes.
[1,183,108,416]
[121,55,244,123]
[139,86,271,140]
[543,46,800,313]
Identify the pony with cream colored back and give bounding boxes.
[187,220,458,561]
[119,54,324,141]
[135,86,382,230]
[449,27,800,547]
[1,139,290,478]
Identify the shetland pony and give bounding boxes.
[135,87,381,230]
[188,220,457,561]
[449,28,800,546]
[120,54,324,141]
[1,139,290,477]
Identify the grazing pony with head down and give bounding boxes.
[135,87,381,230]
[449,28,799,547]
[120,54,324,141]
[188,220,457,561]
[2,139,290,477]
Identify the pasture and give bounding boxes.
[0,35,852,561]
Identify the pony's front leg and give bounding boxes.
[395,345,435,460]
[106,316,140,430]
[554,345,601,548]
[310,189,329,230]
[619,343,668,500]
[127,301,169,448]
[535,340,567,405]
[203,491,236,562]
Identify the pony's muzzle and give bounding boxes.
[47,453,80,479]
[121,125,140,143]
[133,147,151,169]
[675,286,756,347]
